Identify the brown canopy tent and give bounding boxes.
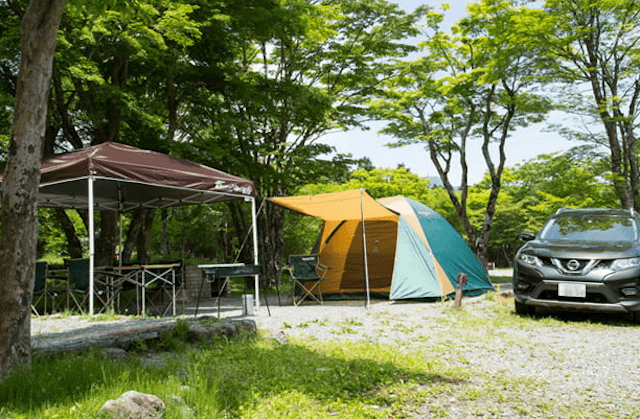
[1,142,259,315]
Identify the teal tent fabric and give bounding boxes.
[403,198,492,296]
[390,217,443,299]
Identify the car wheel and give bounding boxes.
[632,311,640,325]
[514,301,535,317]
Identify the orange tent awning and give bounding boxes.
[268,189,397,222]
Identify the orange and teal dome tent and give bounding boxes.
[269,190,492,302]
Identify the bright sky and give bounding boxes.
[322,0,574,186]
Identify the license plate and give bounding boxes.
[558,282,586,298]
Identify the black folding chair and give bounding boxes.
[284,254,330,306]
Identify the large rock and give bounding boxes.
[99,390,165,419]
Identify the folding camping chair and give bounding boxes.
[65,258,92,313]
[284,254,330,306]
[65,258,116,314]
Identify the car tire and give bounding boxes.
[632,311,640,325]
[514,301,535,317]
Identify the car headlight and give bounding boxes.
[517,253,543,267]
[611,257,640,272]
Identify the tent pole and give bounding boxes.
[360,189,371,308]
[117,184,123,267]
[251,197,260,310]
[118,212,122,267]
[88,176,95,316]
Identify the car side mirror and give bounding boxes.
[519,232,535,241]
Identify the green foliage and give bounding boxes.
[2,0,636,278]
[0,1,20,163]
[522,0,640,209]
[303,166,449,206]
[158,319,190,351]
[174,0,426,199]
[366,0,555,266]
[502,149,618,226]
[301,166,459,224]
[150,205,232,262]
[37,209,87,259]
[52,0,202,153]
[282,214,324,256]
[478,149,619,265]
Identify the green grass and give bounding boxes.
[490,274,512,284]
[1,297,638,418]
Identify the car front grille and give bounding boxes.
[538,289,610,304]
[555,258,590,272]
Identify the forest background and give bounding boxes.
[0,0,636,280]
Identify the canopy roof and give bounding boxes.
[269,189,397,221]
[3,142,256,212]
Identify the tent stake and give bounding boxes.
[454,273,468,309]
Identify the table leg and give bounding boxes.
[171,269,176,317]
[142,270,146,316]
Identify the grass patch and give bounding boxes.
[490,275,512,284]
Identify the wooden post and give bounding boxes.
[454,273,468,309]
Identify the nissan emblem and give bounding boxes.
[566,259,581,271]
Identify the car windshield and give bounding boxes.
[539,214,639,242]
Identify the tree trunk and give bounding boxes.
[160,208,170,256]
[55,209,83,259]
[0,0,67,381]
[122,210,145,264]
[136,210,155,265]
[259,202,286,288]
[227,201,252,263]
[94,211,117,266]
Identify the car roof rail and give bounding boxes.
[555,207,573,214]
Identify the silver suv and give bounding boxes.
[513,208,640,322]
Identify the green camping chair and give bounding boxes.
[65,258,91,313]
[65,258,115,314]
[31,261,49,316]
[285,254,330,306]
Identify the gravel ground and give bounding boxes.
[258,293,640,417]
[31,292,640,417]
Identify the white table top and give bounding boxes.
[197,263,246,268]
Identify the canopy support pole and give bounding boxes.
[88,175,95,316]
[251,197,260,309]
[118,213,123,267]
[117,184,123,267]
[361,189,371,308]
